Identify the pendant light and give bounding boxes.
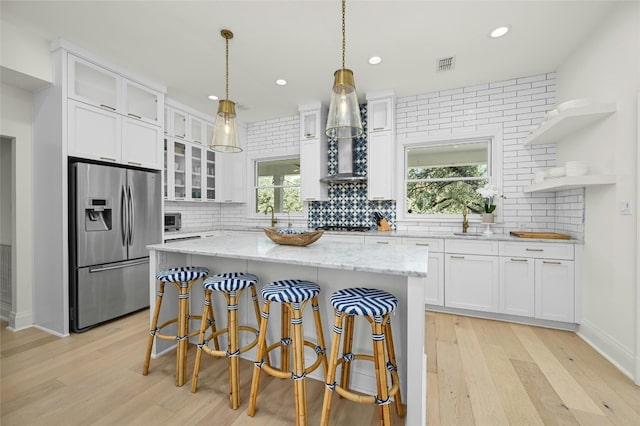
[325,0,364,140]
[210,29,242,153]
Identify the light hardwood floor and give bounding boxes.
[1,310,639,425]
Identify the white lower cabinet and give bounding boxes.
[444,254,500,313]
[499,257,535,317]
[535,259,575,322]
[402,237,444,306]
[498,241,576,323]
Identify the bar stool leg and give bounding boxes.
[190,289,212,392]
[384,317,405,417]
[248,300,271,416]
[311,296,328,376]
[320,311,346,426]
[290,302,308,426]
[281,303,291,372]
[227,290,241,409]
[340,314,355,391]
[370,315,392,425]
[143,281,165,375]
[176,281,190,386]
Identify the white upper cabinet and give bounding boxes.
[66,52,164,169]
[299,102,328,201]
[366,90,395,200]
[68,54,120,112]
[215,121,247,203]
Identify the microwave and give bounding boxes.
[164,212,181,232]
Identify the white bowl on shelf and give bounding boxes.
[565,161,589,176]
[557,98,592,112]
[546,167,566,178]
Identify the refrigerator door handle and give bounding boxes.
[121,185,128,247]
[128,184,135,246]
[88,258,149,273]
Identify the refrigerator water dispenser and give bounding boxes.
[85,198,112,232]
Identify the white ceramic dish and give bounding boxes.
[547,167,566,178]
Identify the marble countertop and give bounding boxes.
[149,235,428,277]
[165,226,582,244]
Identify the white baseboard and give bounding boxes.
[577,319,635,381]
[32,323,68,337]
[7,309,34,331]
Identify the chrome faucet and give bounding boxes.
[462,205,469,233]
[265,206,277,227]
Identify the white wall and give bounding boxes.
[1,19,53,84]
[556,2,640,381]
[0,83,34,330]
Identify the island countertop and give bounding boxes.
[148,234,428,277]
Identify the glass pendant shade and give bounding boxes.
[211,99,241,153]
[326,68,363,139]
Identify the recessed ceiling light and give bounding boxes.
[275,79,287,86]
[208,95,219,100]
[490,26,510,38]
[368,56,382,65]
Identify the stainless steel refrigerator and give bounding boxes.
[69,161,161,332]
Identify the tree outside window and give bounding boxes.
[255,158,303,214]
[405,141,490,215]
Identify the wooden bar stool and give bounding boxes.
[191,272,262,409]
[321,287,404,426]
[143,266,215,387]
[248,279,328,426]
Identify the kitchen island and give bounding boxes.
[147,234,428,425]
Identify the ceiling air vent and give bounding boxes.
[437,56,455,72]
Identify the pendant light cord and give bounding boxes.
[225,35,229,101]
[341,0,346,69]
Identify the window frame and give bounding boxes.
[395,129,503,223]
[247,153,306,220]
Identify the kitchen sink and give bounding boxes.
[452,232,484,237]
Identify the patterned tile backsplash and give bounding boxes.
[308,103,397,230]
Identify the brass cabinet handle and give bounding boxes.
[510,258,528,262]
[372,196,384,200]
[543,260,562,265]
[372,127,384,131]
[376,241,389,245]
[526,248,544,252]
[305,135,316,139]
[128,113,142,120]
[100,157,116,162]
[128,161,142,166]
[451,255,465,259]
[415,243,430,247]
[99,104,116,111]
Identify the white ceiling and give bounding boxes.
[1,1,614,123]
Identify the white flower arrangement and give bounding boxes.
[476,183,503,213]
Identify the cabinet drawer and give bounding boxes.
[445,239,499,255]
[401,237,444,252]
[499,241,574,260]
[364,236,399,245]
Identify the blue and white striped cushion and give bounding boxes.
[261,280,320,303]
[203,272,259,292]
[157,266,209,283]
[330,288,398,316]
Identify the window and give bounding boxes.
[255,157,302,214]
[404,138,494,216]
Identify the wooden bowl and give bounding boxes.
[263,228,324,247]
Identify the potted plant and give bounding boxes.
[476,184,503,224]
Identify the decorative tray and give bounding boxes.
[263,228,324,247]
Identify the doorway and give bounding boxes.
[0,136,13,320]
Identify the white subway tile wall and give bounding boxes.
[396,72,583,239]
[171,72,584,239]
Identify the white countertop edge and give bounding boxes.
[149,236,428,278]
